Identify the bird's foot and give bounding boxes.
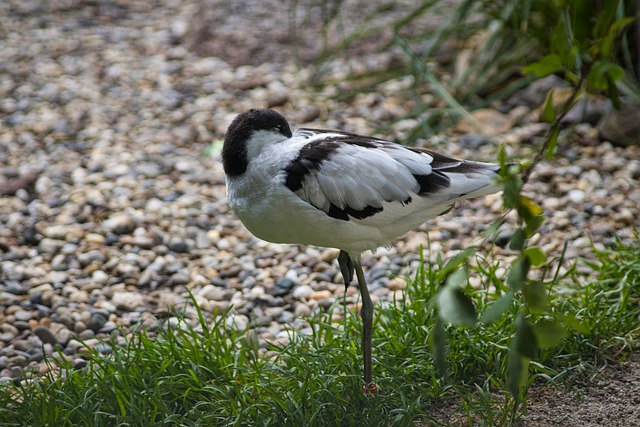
[362,382,377,394]
[337,250,354,291]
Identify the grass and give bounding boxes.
[0,236,638,426]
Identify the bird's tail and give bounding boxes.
[441,160,502,200]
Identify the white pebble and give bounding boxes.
[292,285,313,300]
[567,189,586,204]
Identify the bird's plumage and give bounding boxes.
[222,109,500,255]
[222,108,503,390]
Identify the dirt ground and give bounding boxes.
[521,353,640,427]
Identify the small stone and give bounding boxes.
[542,197,561,210]
[573,236,592,249]
[28,283,54,295]
[459,134,490,149]
[456,108,515,136]
[87,313,108,332]
[38,238,65,253]
[74,321,87,334]
[294,303,312,317]
[26,320,39,331]
[292,284,313,300]
[72,358,89,369]
[14,310,33,322]
[388,278,406,291]
[32,326,57,345]
[567,189,586,204]
[167,237,190,253]
[55,328,74,346]
[91,270,109,285]
[27,349,44,363]
[615,208,634,225]
[8,355,28,367]
[85,233,106,245]
[112,292,146,311]
[103,213,135,235]
[78,330,95,340]
[225,314,249,330]
[310,290,332,300]
[170,270,191,285]
[0,333,15,342]
[198,284,226,301]
[98,321,118,334]
[210,300,231,312]
[93,300,117,313]
[12,339,33,352]
[437,221,461,233]
[95,344,113,355]
[0,324,19,336]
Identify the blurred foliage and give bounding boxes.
[313,0,639,140]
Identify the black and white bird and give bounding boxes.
[222,108,502,392]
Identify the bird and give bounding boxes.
[221,108,503,392]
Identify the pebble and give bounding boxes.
[567,189,586,204]
[225,314,249,331]
[55,328,74,346]
[310,290,333,301]
[292,285,314,300]
[112,292,146,311]
[103,214,135,235]
[32,326,57,345]
[14,310,33,322]
[294,303,312,317]
[198,284,227,301]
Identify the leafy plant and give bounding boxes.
[523,0,636,104]
[310,0,639,143]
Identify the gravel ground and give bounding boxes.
[1,0,639,423]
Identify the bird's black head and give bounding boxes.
[222,109,293,177]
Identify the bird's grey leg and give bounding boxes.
[338,250,354,291]
[353,255,375,392]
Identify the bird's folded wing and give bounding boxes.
[283,130,498,222]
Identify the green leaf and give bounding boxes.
[498,144,508,173]
[533,319,566,348]
[437,286,477,326]
[555,313,590,335]
[524,246,547,266]
[446,268,467,289]
[507,255,531,291]
[503,176,523,209]
[480,291,514,324]
[507,349,527,400]
[484,217,505,239]
[514,314,538,359]
[589,60,624,91]
[542,90,556,123]
[522,54,563,77]
[519,195,543,216]
[509,228,527,251]
[607,74,621,109]
[523,281,547,313]
[518,196,545,237]
[508,316,536,400]
[437,247,478,281]
[430,317,448,378]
